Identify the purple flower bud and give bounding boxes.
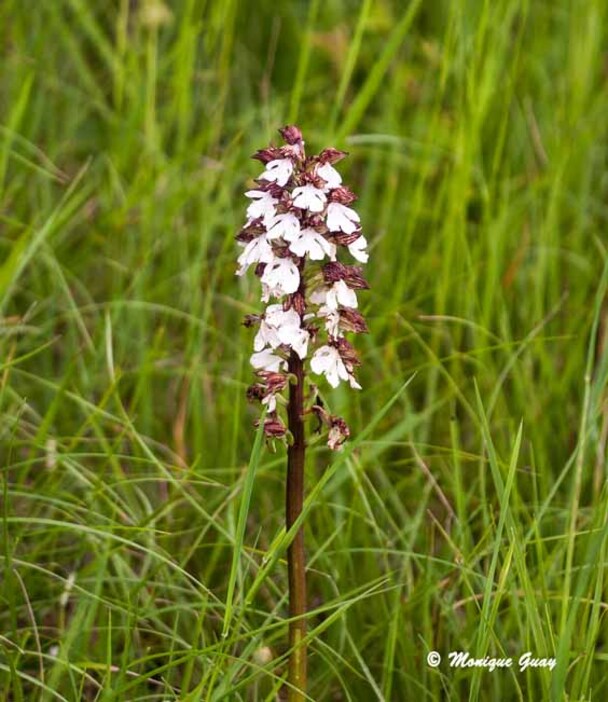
[331,231,362,246]
[339,307,369,334]
[252,147,283,164]
[323,262,369,289]
[328,186,357,204]
[236,221,266,243]
[256,371,288,395]
[247,383,266,402]
[284,291,306,316]
[260,415,287,438]
[332,337,361,371]
[254,181,286,199]
[318,148,348,165]
[301,171,327,189]
[279,125,303,145]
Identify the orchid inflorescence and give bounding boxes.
[236,125,369,450]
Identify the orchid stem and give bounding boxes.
[286,350,307,700]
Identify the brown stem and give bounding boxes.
[286,350,307,700]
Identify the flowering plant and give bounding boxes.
[237,125,369,451]
[236,125,368,699]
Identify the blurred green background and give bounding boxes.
[1,0,608,699]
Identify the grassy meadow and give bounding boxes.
[1,0,608,699]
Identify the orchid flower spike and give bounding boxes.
[237,125,369,450]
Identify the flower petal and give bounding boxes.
[317,163,342,190]
[310,345,347,388]
[318,305,341,337]
[259,159,293,187]
[326,202,360,234]
[335,280,358,308]
[277,326,309,359]
[309,288,327,305]
[348,235,368,263]
[245,190,278,224]
[288,228,334,261]
[250,349,285,372]
[261,258,300,296]
[262,394,277,412]
[236,236,274,275]
[310,346,334,374]
[265,305,299,329]
[266,213,300,241]
[348,375,362,390]
[292,185,327,213]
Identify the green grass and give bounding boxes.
[1,0,608,699]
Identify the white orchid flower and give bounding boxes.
[266,213,300,241]
[254,305,309,359]
[287,227,336,261]
[326,202,360,233]
[317,162,342,190]
[245,190,278,225]
[236,235,274,275]
[261,257,300,296]
[347,235,368,263]
[250,348,286,372]
[310,345,349,388]
[259,158,293,187]
[262,393,277,412]
[277,325,309,359]
[292,184,326,212]
[311,280,358,310]
[317,305,341,337]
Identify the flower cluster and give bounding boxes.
[236,126,369,449]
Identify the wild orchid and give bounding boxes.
[236,125,369,698]
[237,126,368,445]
